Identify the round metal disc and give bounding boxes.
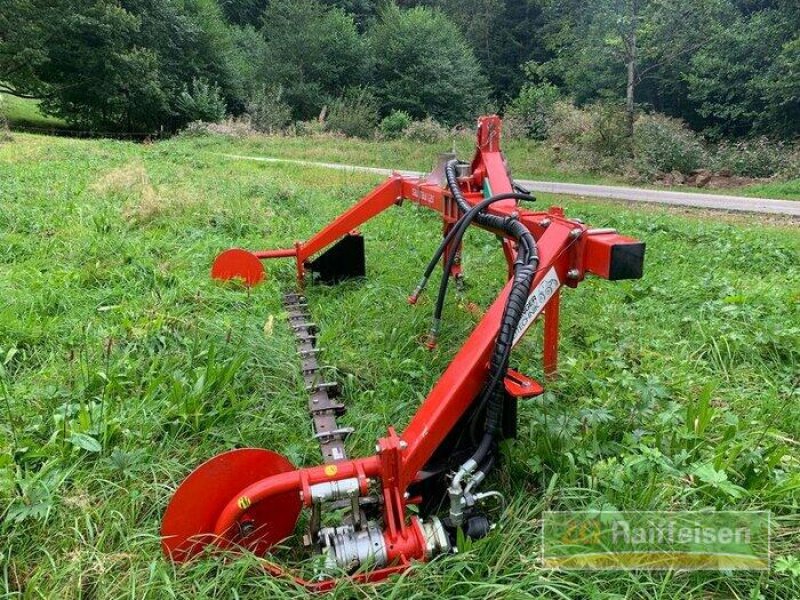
[161,448,301,562]
[211,248,265,287]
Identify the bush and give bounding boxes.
[633,114,705,179]
[292,119,327,136]
[379,110,413,139]
[548,101,630,172]
[403,117,449,143]
[368,5,489,124]
[174,79,227,124]
[179,118,255,138]
[245,86,291,133]
[711,138,793,179]
[326,87,379,138]
[505,82,560,140]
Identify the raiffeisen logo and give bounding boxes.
[542,511,770,570]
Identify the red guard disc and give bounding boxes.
[211,248,265,287]
[161,448,301,562]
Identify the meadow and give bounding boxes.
[1,132,798,598]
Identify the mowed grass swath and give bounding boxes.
[1,132,799,598]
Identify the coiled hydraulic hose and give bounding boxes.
[441,160,540,471]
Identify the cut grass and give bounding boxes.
[1,133,799,598]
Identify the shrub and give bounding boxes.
[781,148,800,179]
[245,86,291,133]
[633,114,705,179]
[711,138,793,179]
[548,101,630,172]
[174,79,226,124]
[404,117,449,143]
[326,87,379,138]
[379,110,413,139]
[368,5,488,124]
[180,118,255,138]
[505,82,560,140]
[292,119,327,136]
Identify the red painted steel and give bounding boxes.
[162,449,301,561]
[211,248,265,286]
[176,116,644,589]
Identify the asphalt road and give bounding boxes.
[221,154,800,218]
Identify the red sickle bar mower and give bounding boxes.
[162,116,645,590]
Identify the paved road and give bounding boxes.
[221,154,800,218]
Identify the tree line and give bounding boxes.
[1,0,797,139]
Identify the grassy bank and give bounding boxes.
[1,94,69,131]
[1,133,798,598]
[183,131,800,201]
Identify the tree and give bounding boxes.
[430,0,548,104]
[259,0,366,120]
[218,0,269,26]
[540,0,724,137]
[0,0,243,131]
[367,5,489,124]
[687,4,800,137]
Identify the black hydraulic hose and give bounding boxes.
[410,191,535,305]
[441,160,540,471]
[432,192,536,327]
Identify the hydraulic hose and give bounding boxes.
[441,160,540,472]
[410,191,535,305]
[433,192,536,326]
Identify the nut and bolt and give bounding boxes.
[567,269,581,280]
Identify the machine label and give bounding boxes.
[513,267,560,346]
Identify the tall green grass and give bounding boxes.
[1,133,798,598]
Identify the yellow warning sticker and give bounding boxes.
[324,465,338,477]
[237,496,251,509]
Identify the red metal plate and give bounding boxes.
[211,248,265,287]
[161,448,301,562]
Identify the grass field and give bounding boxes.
[3,94,798,200]
[1,132,799,598]
[189,132,800,201]
[0,94,68,130]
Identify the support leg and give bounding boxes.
[543,290,560,380]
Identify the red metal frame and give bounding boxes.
[179,116,643,589]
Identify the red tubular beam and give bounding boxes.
[400,224,573,481]
[212,456,381,541]
[298,176,403,262]
[543,291,561,379]
[253,248,296,259]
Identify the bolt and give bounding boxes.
[403,492,410,499]
[239,520,256,537]
[375,444,381,453]
[539,218,552,228]
[569,228,583,239]
[567,269,581,280]
[399,440,408,450]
